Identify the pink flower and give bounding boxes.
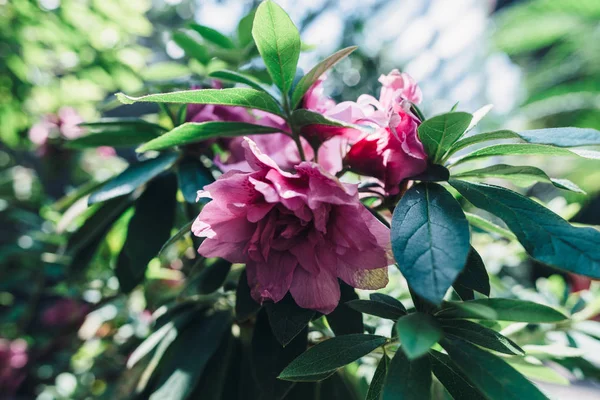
[192,138,390,314]
[29,107,84,146]
[0,338,28,395]
[378,69,422,107]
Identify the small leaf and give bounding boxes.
[266,294,315,346]
[346,299,406,321]
[291,46,358,109]
[441,320,524,355]
[382,346,432,400]
[278,334,387,381]
[429,351,486,400]
[188,24,235,49]
[453,248,490,301]
[370,293,408,312]
[209,69,276,96]
[252,0,301,93]
[158,220,194,257]
[391,183,471,305]
[467,104,493,131]
[396,312,443,359]
[237,8,256,48]
[451,180,600,278]
[417,112,473,163]
[235,270,261,321]
[437,298,566,322]
[117,88,284,117]
[89,153,178,205]
[177,156,214,204]
[441,337,548,400]
[326,282,364,336]
[366,355,388,400]
[172,32,210,64]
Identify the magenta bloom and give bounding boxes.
[29,107,84,147]
[192,138,390,314]
[0,338,28,396]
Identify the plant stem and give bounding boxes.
[283,94,307,161]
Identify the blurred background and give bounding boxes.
[1,0,600,398]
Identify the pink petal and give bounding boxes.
[289,266,340,314]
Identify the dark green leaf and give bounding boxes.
[366,355,388,400]
[196,258,232,295]
[429,351,486,400]
[318,371,361,400]
[236,269,261,321]
[391,183,471,305]
[209,69,275,95]
[441,337,548,400]
[177,156,214,203]
[67,119,164,149]
[454,164,585,193]
[441,320,524,355]
[88,153,178,205]
[172,32,210,64]
[396,312,443,359]
[417,112,473,162]
[412,163,450,182]
[382,346,432,400]
[326,282,364,335]
[116,174,177,292]
[464,212,517,240]
[158,220,194,257]
[137,121,281,152]
[450,180,600,278]
[278,334,387,381]
[149,311,232,400]
[370,294,407,313]
[436,298,566,322]
[266,294,315,346]
[290,46,358,108]
[252,309,307,400]
[453,248,490,301]
[188,23,235,49]
[188,331,234,400]
[252,0,300,93]
[117,88,284,117]
[346,299,406,321]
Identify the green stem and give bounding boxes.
[283,94,306,161]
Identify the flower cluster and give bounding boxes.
[192,70,427,312]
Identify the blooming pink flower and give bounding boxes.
[192,138,390,314]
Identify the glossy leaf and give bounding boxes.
[396,312,443,359]
[441,319,524,355]
[453,248,490,301]
[172,32,210,64]
[117,88,284,116]
[278,334,387,381]
[437,298,567,322]
[209,69,275,95]
[177,156,214,204]
[429,351,486,400]
[291,46,358,108]
[326,282,364,336]
[188,23,235,49]
[346,299,406,321]
[382,347,432,400]
[391,183,471,305]
[451,180,600,278]
[252,0,300,93]
[266,294,315,346]
[290,109,361,129]
[88,153,178,205]
[237,8,256,48]
[366,355,388,400]
[417,112,473,162]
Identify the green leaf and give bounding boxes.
[278,334,387,381]
[450,180,600,278]
[441,319,524,355]
[237,8,256,48]
[464,212,517,240]
[412,163,450,182]
[208,69,275,95]
[290,109,362,129]
[116,88,284,116]
[266,294,315,346]
[437,298,567,322]
[451,143,600,166]
[346,299,406,321]
[158,220,193,257]
[177,156,214,204]
[441,337,548,400]
[116,174,177,292]
[366,355,388,400]
[508,360,570,385]
[235,270,261,321]
[291,46,358,109]
[252,309,307,400]
[370,294,408,313]
[88,153,178,205]
[396,312,443,359]
[252,0,300,94]
[188,331,235,399]
[453,248,490,301]
[417,112,473,163]
[437,301,498,320]
[195,258,232,294]
[149,311,231,400]
[391,183,471,305]
[137,121,281,153]
[172,32,210,64]
[188,24,235,49]
[66,119,164,149]
[429,351,486,400]
[326,282,364,336]
[382,346,432,400]
[141,62,191,81]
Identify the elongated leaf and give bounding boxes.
[158,220,193,257]
[453,248,490,301]
[429,351,486,400]
[455,164,585,193]
[448,130,519,156]
[290,108,363,129]
[172,32,210,64]
[441,337,548,400]
[188,24,235,49]
[417,112,473,162]
[177,156,214,203]
[237,8,256,48]
[266,294,315,346]
[366,355,388,400]
[195,258,232,294]
[137,121,281,152]
[117,88,284,116]
[252,0,300,93]
[209,69,275,95]
[116,174,177,292]
[370,293,408,313]
[327,282,364,336]
[382,347,431,400]
[391,183,471,305]
[450,180,600,278]
[89,153,178,204]
[437,299,566,322]
[441,320,524,355]
[236,270,261,321]
[465,212,516,240]
[149,311,231,400]
[291,46,358,108]
[346,299,406,320]
[67,119,165,149]
[396,312,443,359]
[278,334,387,381]
[188,331,234,399]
